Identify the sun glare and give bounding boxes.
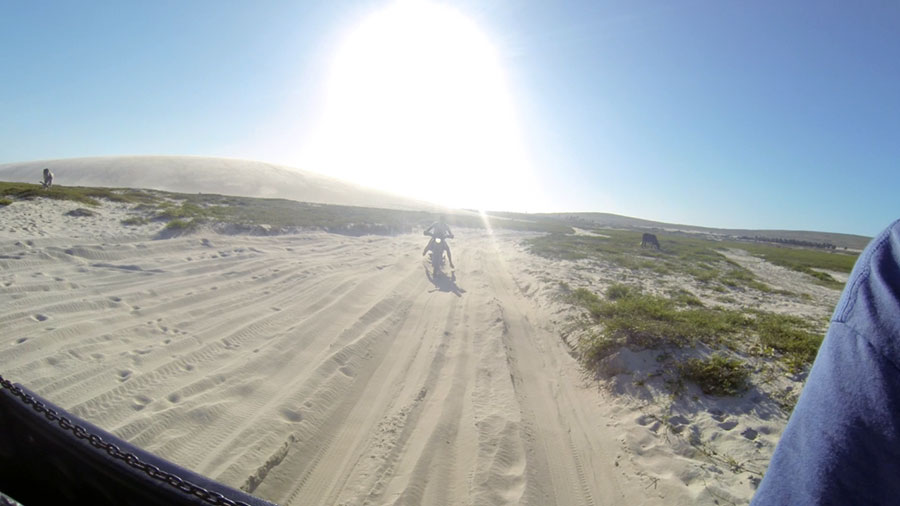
[299,0,543,212]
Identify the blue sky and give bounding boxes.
[1,1,897,236]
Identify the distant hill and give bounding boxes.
[0,156,873,250]
[0,156,440,212]
[548,212,872,251]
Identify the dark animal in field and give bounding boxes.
[641,233,660,249]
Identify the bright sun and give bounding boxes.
[299,0,543,212]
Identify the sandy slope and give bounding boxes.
[0,156,438,212]
[0,199,682,506]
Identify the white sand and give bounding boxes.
[0,198,840,505]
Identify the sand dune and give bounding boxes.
[0,197,803,505]
[0,156,437,212]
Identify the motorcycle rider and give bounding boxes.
[423,217,455,269]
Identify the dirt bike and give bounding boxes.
[423,231,453,280]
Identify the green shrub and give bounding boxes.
[569,287,603,307]
[668,289,704,307]
[805,269,838,284]
[164,218,200,232]
[0,182,161,207]
[121,216,149,226]
[590,292,749,346]
[569,285,823,375]
[679,354,749,396]
[605,283,637,300]
[755,313,823,370]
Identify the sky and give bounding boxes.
[1,1,897,236]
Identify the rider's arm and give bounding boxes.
[751,219,900,506]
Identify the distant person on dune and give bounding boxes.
[751,218,900,506]
[41,168,53,189]
[423,217,454,269]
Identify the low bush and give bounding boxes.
[755,313,823,371]
[569,285,822,376]
[164,218,201,232]
[121,216,149,226]
[678,354,750,396]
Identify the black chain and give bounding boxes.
[0,374,252,506]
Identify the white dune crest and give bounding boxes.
[0,155,442,212]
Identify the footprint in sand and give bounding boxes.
[118,370,132,381]
[32,314,49,322]
[667,415,690,434]
[719,420,739,431]
[15,337,28,345]
[132,395,153,411]
[339,366,355,377]
[279,408,304,423]
[167,393,182,403]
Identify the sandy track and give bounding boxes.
[1,228,650,505]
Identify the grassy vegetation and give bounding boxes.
[528,230,780,293]
[533,231,842,393]
[163,218,201,233]
[754,313,823,371]
[0,181,573,236]
[0,182,158,207]
[567,283,823,394]
[0,198,12,206]
[570,285,750,368]
[678,354,750,396]
[725,241,855,289]
[121,216,150,226]
[527,228,858,290]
